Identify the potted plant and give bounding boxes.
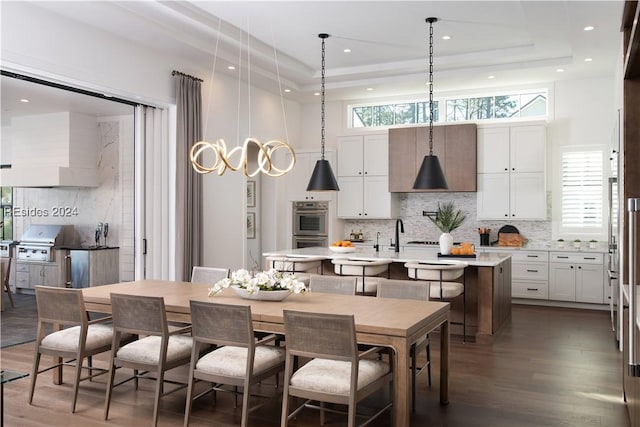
[557,239,565,248]
[573,239,582,249]
[589,239,598,249]
[428,202,466,255]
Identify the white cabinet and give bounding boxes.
[477,124,546,220]
[549,252,604,303]
[336,134,399,219]
[285,151,335,201]
[511,251,549,300]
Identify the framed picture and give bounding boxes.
[246,181,256,207]
[247,212,256,239]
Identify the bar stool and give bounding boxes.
[265,255,325,285]
[404,260,468,342]
[331,258,393,296]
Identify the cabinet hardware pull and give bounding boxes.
[558,256,569,259]
[526,288,538,291]
[526,269,538,273]
[584,257,596,260]
[527,255,539,258]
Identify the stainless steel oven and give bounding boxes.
[292,201,328,248]
[293,201,328,236]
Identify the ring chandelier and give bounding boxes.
[190,137,295,177]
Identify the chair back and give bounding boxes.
[377,279,430,300]
[110,293,168,336]
[283,310,357,362]
[191,266,229,284]
[308,275,357,295]
[189,300,254,348]
[35,286,86,326]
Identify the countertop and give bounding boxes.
[263,247,510,267]
[60,246,120,251]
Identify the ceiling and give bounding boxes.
[2,1,626,113]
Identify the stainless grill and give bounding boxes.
[16,224,77,262]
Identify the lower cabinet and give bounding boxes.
[511,251,549,300]
[549,252,604,303]
[15,262,62,289]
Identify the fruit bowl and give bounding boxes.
[329,246,356,253]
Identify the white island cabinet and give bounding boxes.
[336,134,399,219]
[477,124,546,220]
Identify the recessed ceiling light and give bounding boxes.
[584,57,593,62]
[488,75,495,79]
[584,25,595,31]
[343,48,351,53]
[19,98,29,103]
[227,65,236,70]
[556,68,565,73]
[313,92,320,96]
[366,87,374,91]
[442,35,451,40]
[284,89,291,93]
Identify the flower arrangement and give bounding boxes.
[208,268,307,297]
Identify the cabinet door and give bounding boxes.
[477,173,510,219]
[510,125,545,173]
[477,127,509,173]
[576,263,604,303]
[416,125,445,170]
[287,152,335,201]
[388,128,417,192]
[336,176,363,218]
[363,134,388,176]
[15,271,30,289]
[29,265,44,288]
[337,136,363,176]
[549,263,576,301]
[444,124,477,191]
[510,172,546,219]
[363,176,392,218]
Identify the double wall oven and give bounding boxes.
[292,201,329,249]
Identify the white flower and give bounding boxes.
[208,277,231,297]
[208,268,309,297]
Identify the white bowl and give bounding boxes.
[329,246,356,253]
[231,285,291,301]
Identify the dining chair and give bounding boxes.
[331,258,393,296]
[28,286,116,413]
[104,293,193,427]
[377,278,432,411]
[265,255,325,285]
[281,310,393,427]
[191,266,229,284]
[184,300,285,427]
[308,274,357,295]
[404,260,468,342]
[2,257,14,308]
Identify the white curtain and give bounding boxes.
[135,105,173,280]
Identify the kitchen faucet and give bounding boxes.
[373,231,381,252]
[394,218,404,252]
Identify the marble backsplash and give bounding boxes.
[342,192,552,247]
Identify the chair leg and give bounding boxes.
[28,351,41,405]
[103,360,117,420]
[70,356,84,413]
[184,374,196,427]
[152,371,165,427]
[320,401,326,425]
[427,336,432,387]
[410,344,416,412]
[4,279,15,308]
[241,380,251,427]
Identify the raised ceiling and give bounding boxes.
[18,1,627,103]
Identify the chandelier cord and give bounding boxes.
[247,18,252,138]
[203,17,222,137]
[271,25,290,144]
[320,35,326,161]
[428,18,434,156]
[236,26,243,148]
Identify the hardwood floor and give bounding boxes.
[1,304,629,427]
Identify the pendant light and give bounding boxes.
[413,17,448,190]
[307,33,339,191]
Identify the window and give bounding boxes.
[561,149,604,229]
[351,101,438,128]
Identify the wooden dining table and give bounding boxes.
[82,280,450,427]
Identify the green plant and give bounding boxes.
[557,239,564,242]
[574,239,581,242]
[590,239,598,243]
[429,202,466,233]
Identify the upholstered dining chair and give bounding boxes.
[184,300,286,427]
[405,260,468,342]
[265,255,325,285]
[308,274,357,295]
[191,266,229,284]
[281,310,393,427]
[331,258,393,296]
[28,286,116,413]
[377,278,432,411]
[104,293,193,427]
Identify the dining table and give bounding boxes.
[81,280,450,427]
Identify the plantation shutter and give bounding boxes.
[561,150,603,228]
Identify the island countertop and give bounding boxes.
[262,247,510,268]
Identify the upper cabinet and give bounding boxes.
[476,124,547,220]
[336,134,399,219]
[388,123,477,192]
[285,150,335,202]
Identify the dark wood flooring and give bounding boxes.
[0,304,629,427]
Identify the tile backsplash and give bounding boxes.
[342,192,552,246]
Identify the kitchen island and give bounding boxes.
[263,247,512,343]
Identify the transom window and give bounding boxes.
[349,90,547,128]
